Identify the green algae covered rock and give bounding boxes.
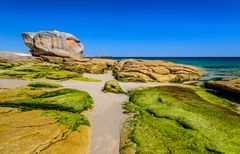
[103,80,125,94]
[121,86,240,154]
[0,82,92,153]
[28,82,63,88]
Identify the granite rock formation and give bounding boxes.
[206,78,240,98]
[37,55,116,74]
[22,30,84,59]
[0,52,206,83]
[113,59,206,82]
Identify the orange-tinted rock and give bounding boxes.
[206,78,240,97]
[113,59,206,82]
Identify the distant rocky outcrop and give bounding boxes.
[113,59,206,82]
[0,52,206,82]
[22,30,84,59]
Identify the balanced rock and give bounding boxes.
[113,59,206,82]
[22,30,84,59]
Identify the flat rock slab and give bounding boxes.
[0,108,66,153]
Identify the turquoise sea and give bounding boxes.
[110,57,240,80]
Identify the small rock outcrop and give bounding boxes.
[206,78,240,98]
[22,30,84,59]
[103,80,125,93]
[113,59,206,82]
[38,55,116,74]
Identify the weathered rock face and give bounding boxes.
[206,78,240,98]
[113,59,206,82]
[35,55,206,82]
[38,55,116,74]
[22,30,84,59]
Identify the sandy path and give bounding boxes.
[58,72,128,154]
[60,72,176,154]
[0,78,31,88]
[0,72,175,154]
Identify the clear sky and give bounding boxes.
[0,0,240,57]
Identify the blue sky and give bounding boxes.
[0,0,240,57]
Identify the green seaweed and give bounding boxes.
[0,63,82,80]
[0,88,93,113]
[71,76,102,82]
[0,63,14,69]
[0,63,102,82]
[42,111,90,131]
[103,80,125,93]
[122,86,240,154]
[46,70,80,80]
[0,84,93,131]
[28,82,63,88]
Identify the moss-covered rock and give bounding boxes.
[28,82,63,88]
[121,86,240,154]
[0,84,93,129]
[0,81,93,153]
[0,63,15,69]
[103,80,125,93]
[0,63,84,80]
[0,88,93,113]
[60,62,107,74]
[38,55,115,74]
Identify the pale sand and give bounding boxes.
[13,52,32,57]
[0,71,176,154]
[0,78,31,88]
[59,72,177,154]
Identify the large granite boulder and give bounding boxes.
[22,30,84,59]
[113,59,206,82]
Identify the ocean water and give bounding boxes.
[110,57,240,80]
